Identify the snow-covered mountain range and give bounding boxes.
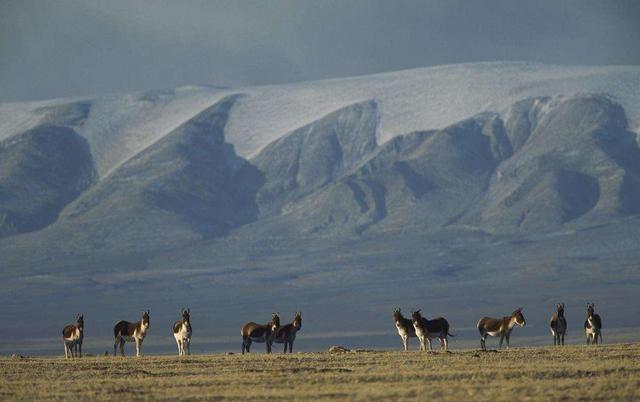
[2,62,640,354]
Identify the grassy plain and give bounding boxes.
[1,343,639,401]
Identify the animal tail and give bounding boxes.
[447,331,456,338]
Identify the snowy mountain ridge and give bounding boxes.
[1,62,639,178]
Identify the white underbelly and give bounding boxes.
[487,331,501,337]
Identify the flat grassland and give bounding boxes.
[2,344,639,401]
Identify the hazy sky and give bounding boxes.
[1,0,639,102]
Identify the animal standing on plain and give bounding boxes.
[477,308,526,350]
[113,310,150,357]
[241,313,280,354]
[173,308,192,356]
[62,314,84,359]
[393,308,416,351]
[274,312,302,353]
[584,303,603,344]
[550,303,567,346]
[411,310,454,351]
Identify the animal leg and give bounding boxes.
[505,334,511,349]
[283,342,288,353]
[120,339,126,356]
[427,338,433,351]
[187,339,191,356]
[78,343,82,358]
[114,338,118,356]
[64,343,69,359]
[136,339,142,357]
[289,341,293,353]
[402,336,408,352]
[561,334,565,346]
[177,339,182,356]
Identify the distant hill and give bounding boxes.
[1,62,639,353]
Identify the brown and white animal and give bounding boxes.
[274,312,302,353]
[477,308,526,350]
[113,310,150,357]
[550,303,567,346]
[173,308,192,356]
[584,303,602,345]
[393,308,416,351]
[241,313,280,354]
[62,314,84,359]
[411,310,453,351]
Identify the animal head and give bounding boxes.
[181,308,191,325]
[141,310,150,329]
[587,303,595,318]
[411,309,422,324]
[271,313,280,331]
[293,312,302,330]
[392,307,403,321]
[557,303,565,317]
[76,314,84,329]
[513,308,526,327]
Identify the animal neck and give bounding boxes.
[138,321,148,334]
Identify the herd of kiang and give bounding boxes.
[393,303,602,352]
[61,304,603,358]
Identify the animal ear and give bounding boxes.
[187,308,190,314]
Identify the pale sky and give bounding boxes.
[1,0,639,102]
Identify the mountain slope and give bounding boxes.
[0,124,96,236]
[1,63,640,353]
[53,94,263,251]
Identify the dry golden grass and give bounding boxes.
[2,343,639,401]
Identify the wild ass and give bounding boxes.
[584,303,603,344]
[477,308,526,350]
[274,312,302,353]
[62,314,84,359]
[241,313,280,354]
[173,308,192,356]
[550,303,567,346]
[113,310,150,357]
[392,308,416,351]
[411,310,454,351]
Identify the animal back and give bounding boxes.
[242,322,267,338]
[114,320,135,337]
[594,314,602,330]
[62,325,76,338]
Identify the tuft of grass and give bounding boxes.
[2,344,639,401]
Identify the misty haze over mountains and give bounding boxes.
[1,62,640,354]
